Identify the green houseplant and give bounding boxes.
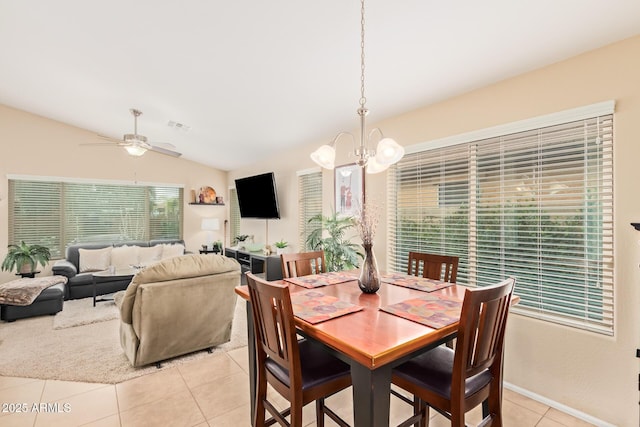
[274,239,288,255]
[1,241,51,276]
[306,212,363,272]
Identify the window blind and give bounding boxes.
[9,180,62,257]
[229,188,241,245]
[298,169,322,250]
[9,180,183,258]
[388,114,614,335]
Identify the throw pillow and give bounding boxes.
[161,243,185,260]
[79,247,112,273]
[111,245,139,268]
[137,245,162,267]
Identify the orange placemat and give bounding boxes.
[284,272,356,289]
[381,273,453,292]
[380,293,462,329]
[291,291,364,324]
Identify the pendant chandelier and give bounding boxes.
[311,0,404,174]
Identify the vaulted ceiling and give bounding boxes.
[1,0,639,170]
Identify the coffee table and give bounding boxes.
[91,267,137,307]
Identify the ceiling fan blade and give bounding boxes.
[150,144,182,157]
[80,142,119,147]
[97,134,128,145]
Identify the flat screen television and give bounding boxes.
[235,172,281,219]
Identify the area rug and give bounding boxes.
[53,297,119,329]
[0,295,248,384]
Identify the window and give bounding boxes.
[229,187,241,245]
[298,168,322,250]
[388,103,614,334]
[8,178,183,259]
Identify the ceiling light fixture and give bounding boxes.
[123,109,152,156]
[311,0,404,174]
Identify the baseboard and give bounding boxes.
[503,382,616,427]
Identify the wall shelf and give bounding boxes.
[189,202,225,206]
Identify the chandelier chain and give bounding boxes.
[359,0,366,108]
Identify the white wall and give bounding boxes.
[229,35,640,426]
[0,104,227,283]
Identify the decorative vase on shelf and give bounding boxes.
[358,243,380,294]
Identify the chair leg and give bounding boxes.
[419,399,429,427]
[485,384,503,427]
[254,375,267,427]
[316,398,325,427]
[290,398,303,427]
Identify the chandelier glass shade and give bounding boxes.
[310,0,404,174]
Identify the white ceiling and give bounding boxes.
[1,1,639,171]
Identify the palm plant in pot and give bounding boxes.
[1,241,51,277]
[306,212,363,272]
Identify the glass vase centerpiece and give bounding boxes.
[355,201,381,293]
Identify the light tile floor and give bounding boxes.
[0,346,596,427]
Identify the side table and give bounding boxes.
[92,268,137,307]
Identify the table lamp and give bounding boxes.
[201,218,220,250]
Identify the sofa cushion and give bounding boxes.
[111,245,139,268]
[137,246,162,266]
[119,254,240,324]
[79,247,112,273]
[160,243,185,260]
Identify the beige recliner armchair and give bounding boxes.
[114,253,241,367]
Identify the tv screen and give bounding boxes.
[235,172,281,219]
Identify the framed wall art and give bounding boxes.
[334,163,364,216]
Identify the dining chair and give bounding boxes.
[407,252,459,283]
[246,272,351,427]
[391,277,515,427]
[280,251,326,278]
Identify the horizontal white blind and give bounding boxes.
[298,170,323,250]
[9,180,183,258]
[9,180,62,257]
[229,188,240,245]
[388,114,614,335]
[387,143,471,283]
[148,186,183,239]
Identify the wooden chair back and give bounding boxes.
[281,251,326,278]
[454,277,515,399]
[407,252,459,282]
[246,272,351,427]
[246,273,302,390]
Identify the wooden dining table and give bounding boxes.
[234,271,483,427]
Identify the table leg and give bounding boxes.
[350,362,393,427]
[245,301,257,426]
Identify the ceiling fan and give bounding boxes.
[88,108,182,157]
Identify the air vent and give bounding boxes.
[167,121,191,132]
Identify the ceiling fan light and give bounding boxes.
[375,138,404,165]
[124,144,147,156]
[310,144,336,169]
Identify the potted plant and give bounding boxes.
[306,212,363,272]
[274,239,288,255]
[1,241,51,277]
[234,234,250,249]
[212,240,223,254]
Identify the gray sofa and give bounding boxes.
[52,239,185,300]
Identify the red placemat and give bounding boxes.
[291,291,364,324]
[284,272,356,289]
[381,273,453,292]
[380,293,462,329]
